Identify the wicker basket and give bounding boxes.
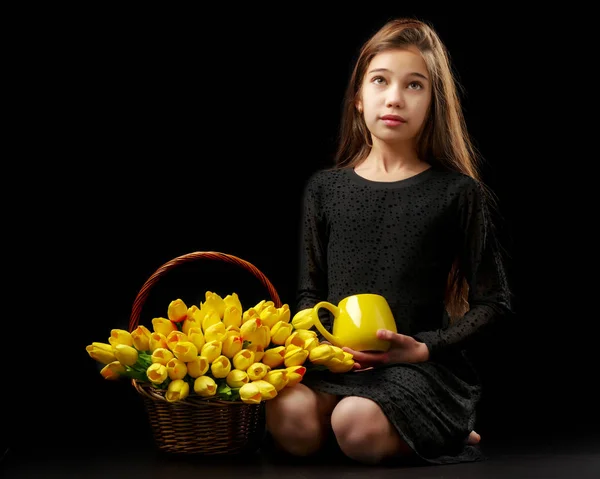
[127,251,282,455]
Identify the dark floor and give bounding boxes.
[2,433,599,479]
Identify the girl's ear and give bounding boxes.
[355,101,363,114]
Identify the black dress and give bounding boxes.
[296,165,513,465]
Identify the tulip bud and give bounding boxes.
[264,369,289,392]
[245,325,271,350]
[166,379,190,402]
[270,321,293,345]
[252,300,267,314]
[200,340,222,363]
[114,344,139,366]
[151,317,177,336]
[187,327,206,351]
[242,307,259,324]
[201,311,222,332]
[259,305,280,329]
[247,343,264,362]
[239,382,262,404]
[86,342,117,365]
[167,298,188,323]
[166,358,188,380]
[151,347,174,365]
[284,331,305,349]
[285,365,306,387]
[146,363,168,384]
[291,308,314,330]
[226,369,249,388]
[277,304,291,324]
[182,307,201,335]
[204,321,227,343]
[211,355,232,378]
[262,346,286,368]
[252,379,277,400]
[223,292,243,312]
[166,330,188,351]
[232,349,255,371]
[223,305,242,329]
[149,332,168,352]
[187,356,209,378]
[309,344,336,365]
[100,361,126,380]
[247,362,270,381]
[240,317,260,338]
[327,357,355,373]
[204,291,226,318]
[108,329,133,347]
[303,337,319,353]
[172,341,198,362]
[284,346,309,367]
[222,332,243,358]
[330,345,346,361]
[296,329,318,342]
[131,325,152,351]
[194,375,217,397]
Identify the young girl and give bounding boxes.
[264,17,513,465]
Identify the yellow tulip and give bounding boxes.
[245,325,271,350]
[166,358,188,380]
[194,375,217,397]
[270,321,293,345]
[166,379,190,402]
[172,341,198,362]
[291,308,314,330]
[285,365,306,387]
[166,330,188,351]
[277,304,291,324]
[211,355,232,379]
[259,305,280,329]
[187,356,209,378]
[295,329,318,342]
[303,337,319,353]
[108,329,133,347]
[327,357,355,373]
[242,307,259,324]
[223,305,242,329]
[264,369,289,392]
[187,327,206,351]
[252,379,277,400]
[223,292,242,311]
[167,298,188,323]
[151,317,177,336]
[151,347,174,365]
[182,307,201,335]
[86,342,117,365]
[204,291,226,318]
[222,332,243,358]
[100,361,126,380]
[114,344,138,366]
[232,349,255,371]
[149,332,168,351]
[240,317,260,338]
[262,346,286,368]
[284,331,305,349]
[146,363,168,384]
[252,300,267,314]
[284,346,309,367]
[226,369,249,388]
[204,321,227,343]
[247,343,264,362]
[201,311,222,333]
[200,340,222,363]
[131,325,152,351]
[330,345,346,361]
[239,382,262,404]
[309,344,336,365]
[247,362,270,381]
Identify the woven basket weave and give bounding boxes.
[128,251,282,455]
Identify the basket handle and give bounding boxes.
[128,251,282,332]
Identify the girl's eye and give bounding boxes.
[408,81,423,90]
[372,76,386,85]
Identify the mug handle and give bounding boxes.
[312,301,339,346]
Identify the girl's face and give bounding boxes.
[357,46,432,147]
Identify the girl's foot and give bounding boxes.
[467,431,481,445]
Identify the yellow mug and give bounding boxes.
[311,293,397,352]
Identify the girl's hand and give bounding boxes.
[343,329,430,370]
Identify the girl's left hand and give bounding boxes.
[343,329,430,370]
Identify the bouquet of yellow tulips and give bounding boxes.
[86,290,355,404]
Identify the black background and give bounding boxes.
[5,5,596,455]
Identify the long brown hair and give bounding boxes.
[334,18,488,321]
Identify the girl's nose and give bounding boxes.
[386,87,405,108]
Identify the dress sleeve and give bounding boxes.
[295,175,330,328]
[414,180,513,359]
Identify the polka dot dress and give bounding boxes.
[296,165,512,464]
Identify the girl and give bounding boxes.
[265,17,513,465]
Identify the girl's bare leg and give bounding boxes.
[265,383,338,456]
